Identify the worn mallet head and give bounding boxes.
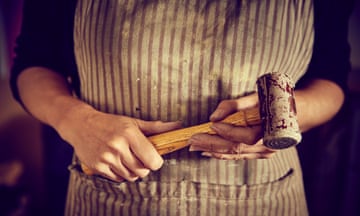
[256,72,301,149]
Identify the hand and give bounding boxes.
[189,94,277,160]
[58,104,182,182]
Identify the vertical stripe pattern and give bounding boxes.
[68,0,313,215]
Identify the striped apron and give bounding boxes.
[66,0,314,215]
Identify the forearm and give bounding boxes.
[17,67,177,181]
[17,67,92,131]
[295,79,345,132]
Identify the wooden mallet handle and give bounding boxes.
[149,107,262,155]
[81,107,262,175]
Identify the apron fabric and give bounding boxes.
[66,0,314,215]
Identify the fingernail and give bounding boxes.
[210,110,224,121]
[210,124,219,132]
[189,145,205,152]
[201,152,212,157]
[188,145,197,152]
[210,123,224,132]
[188,138,207,152]
[128,175,139,182]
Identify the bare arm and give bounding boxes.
[295,79,344,132]
[17,67,181,181]
[17,67,83,128]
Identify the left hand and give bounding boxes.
[189,94,277,160]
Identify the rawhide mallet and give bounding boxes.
[81,72,301,175]
[256,72,302,149]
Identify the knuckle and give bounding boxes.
[91,162,106,174]
[92,163,101,170]
[105,134,127,150]
[122,126,137,138]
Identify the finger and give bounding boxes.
[189,133,236,153]
[201,151,276,160]
[210,100,239,122]
[92,163,126,183]
[136,119,182,136]
[189,134,272,154]
[95,151,139,181]
[108,162,139,182]
[118,147,151,178]
[210,93,259,122]
[226,143,270,154]
[211,123,262,144]
[126,128,164,171]
[236,139,277,154]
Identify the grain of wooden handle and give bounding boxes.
[81,107,261,175]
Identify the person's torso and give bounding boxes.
[73,0,313,186]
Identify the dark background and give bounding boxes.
[1,0,359,215]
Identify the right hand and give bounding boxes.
[189,94,276,160]
[57,103,182,182]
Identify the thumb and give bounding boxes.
[210,100,238,122]
[135,119,183,136]
[210,94,259,122]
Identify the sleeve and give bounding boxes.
[297,0,355,91]
[9,0,79,104]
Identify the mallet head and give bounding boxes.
[257,72,302,149]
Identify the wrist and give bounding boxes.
[51,96,96,139]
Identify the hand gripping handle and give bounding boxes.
[81,107,262,175]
